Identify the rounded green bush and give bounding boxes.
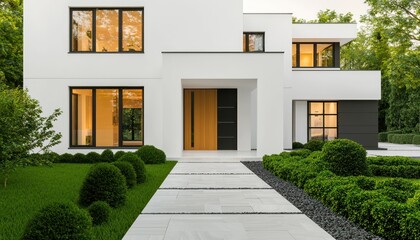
[114,151,126,160]
[400,212,420,240]
[79,163,127,207]
[86,152,101,163]
[290,149,312,158]
[303,140,325,152]
[88,201,111,226]
[73,153,90,163]
[59,153,74,163]
[371,201,412,239]
[22,202,92,240]
[136,145,166,164]
[44,152,60,162]
[101,149,114,162]
[119,152,146,183]
[321,139,368,176]
[292,142,304,149]
[112,161,137,188]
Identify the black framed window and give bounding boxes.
[70,8,144,53]
[243,32,265,52]
[70,87,144,148]
[293,43,339,68]
[308,102,338,141]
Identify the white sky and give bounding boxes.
[243,0,369,23]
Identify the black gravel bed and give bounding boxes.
[242,161,383,240]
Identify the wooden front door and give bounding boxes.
[184,89,217,150]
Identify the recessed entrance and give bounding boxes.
[184,89,237,150]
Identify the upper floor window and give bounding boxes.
[292,43,339,68]
[243,32,264,52]
[71,8,144,53]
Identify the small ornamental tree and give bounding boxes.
[0,87,62,188]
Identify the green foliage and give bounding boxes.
[368,156,420,178]
[387,133,417,144]
[0,88,61,188]
[321,139,368,176]
[293,9,355,23]
[0,1,23,87]
[22,202,92,240]
[86,152,101,163]
[413,135,420,145]
[73,153,90,164]
[289,149,312,158]
[400,212,420,240]
[376,178,417,196]
[101,149,114,163]
[88,201,111,226]
[303,140,325,152]
[114,151,126,160]
[136,145,166,164]
[371,201,412,239]
[292,142,304,149]
[119,152,146,183]
[58,153,73,163]
[79,163,127,208]
[112,161,136,188]
[378,132,388,142]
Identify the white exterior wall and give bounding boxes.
[293,101,308,144]
[293,24,357,45]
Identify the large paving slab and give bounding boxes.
[123,214,335,240]
[170,162,253,174]
[160,174,271,189]
[142,189,301,214]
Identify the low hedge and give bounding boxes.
[378,132,388,142]
[387,133,420,144]
[367,156,420,178]
[292,142,304,149]
[303,139,325,151]
[263,152,420,240]
[136,145,166,164]
[413,135,420,145]
[367,156,420,166]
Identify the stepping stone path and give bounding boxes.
[123,160,335,240]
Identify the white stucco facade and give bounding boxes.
[24,0,381,157]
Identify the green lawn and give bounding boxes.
[0,161,176,240]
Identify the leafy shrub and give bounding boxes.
[400,212,420,240]
[367,156,420,166]
[413,135,420,145]
[136,145,166,164]
[353,176,376,190]
[378,132,388,142]
[88,201,111,226]
[119,152,146,183]
[79,163,127,207]
[112,161,137,188]
[86,152,101,163]
[369,165,420,178]
[22,202,92,240]
[292,142,304,149]
[321,139,368,176]
[114,151,126,160]
[59,153,74,163]
[303,140,325,151]
[101,149,114,163]
[73,153,92,163]
[388,133,417,144]
[44,152,60,163]
[371,201,412,239]
[327,184,361,216]
[290,149,312,158]
[376,178,417,196]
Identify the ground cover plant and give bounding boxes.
[263,139,420,240]
[0,161,176,240]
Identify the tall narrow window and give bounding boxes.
[243,32,264,52]
[71,89,93,145]
[292,44,297,67]
[317,44,334,67]
[122,10,143,52]
[96,10,119,52]
[299,44,314,67]
[309,102,338,141]
[71,10,93,52]
[96,89,119,147]
[122,89,143,146]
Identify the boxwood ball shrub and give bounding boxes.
[112,161,137,188]
[136,145,166,164]
[22,202,92,240]
[321,139,368,176]
[119,152,146,183]
[292,142,304,149]
[59,153,74,163]
[101,149,114,162]
[88,201,111,226]
[79,163,127,207]
[86,152,101,163]
[73,153,90,163]
[114,151,126,160]
[303,139,325,152]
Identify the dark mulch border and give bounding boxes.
[242,161,383,240]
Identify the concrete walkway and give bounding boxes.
[367,142,420,158]
[123,159,334,240]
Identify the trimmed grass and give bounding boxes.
[0,161,176,240]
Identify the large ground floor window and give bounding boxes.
[308,101,337,141]
[71,87,143,148]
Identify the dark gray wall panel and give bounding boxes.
[338,101,379,149]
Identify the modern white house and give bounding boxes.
[24,0,381,158]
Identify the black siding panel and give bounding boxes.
[338,101,379,149]
[217,89,237,150]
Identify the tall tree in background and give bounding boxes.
[0,0,23,87]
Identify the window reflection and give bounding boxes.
[122,89,143,146]
[243,33,264,52]
[317,44,334,67]
[96,10,119,52]
[292,44,297,67]
[72,11,93,52]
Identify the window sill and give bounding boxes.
[68,51,145,54]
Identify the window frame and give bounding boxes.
[69,87,145,149]
[243,32,265,52]
[69,8,144,54]
[307,101,338,141]
[293,42,339,68]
